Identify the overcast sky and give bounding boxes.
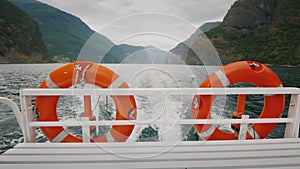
[39,0,236,50]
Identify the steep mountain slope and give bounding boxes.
[170,22,220,63]
[0,0,49,63]
[198,0,300,66]
[9,0,126,62]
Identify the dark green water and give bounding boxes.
[272,66,300,88]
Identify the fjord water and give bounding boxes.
[0,63,299,154]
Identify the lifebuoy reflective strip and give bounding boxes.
[35,62,137,142]
[191,61,285,140]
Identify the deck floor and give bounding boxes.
[1,139,300,169]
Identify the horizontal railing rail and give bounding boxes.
[1,87,299,143]
[21,87,300,96]
[29,118,293,127]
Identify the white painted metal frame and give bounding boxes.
[2,87,300,143]
[0,97,23,131]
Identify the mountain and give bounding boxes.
[119,46,170,64]
[170,22,220,64]
[0,0,49,63]
[118,44,145,57]
[8,0,127,62]
[188,0,300,66]
[97,44,145,63]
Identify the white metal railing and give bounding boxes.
[1,87,300,143]
[0,97,23,132]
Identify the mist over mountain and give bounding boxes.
[117,45,173,64]
[170,22,220,64]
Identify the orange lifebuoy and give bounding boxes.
[35,62,137,142]
[191,61,285,140]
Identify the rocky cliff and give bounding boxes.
[186,0,300,66]
[9,0,147,63]
[0,0,49,63]
[8,0,96,60]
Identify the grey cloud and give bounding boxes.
[40,0,235,30]
[39,0,236,50]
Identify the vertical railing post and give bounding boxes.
[162,94,168,142]
[238,115,249,140]
[20,93,36,142]
[82,117,91,143]
[284,94,300,138]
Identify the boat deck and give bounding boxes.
[1,139,300,169]
[1,87,300,168]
